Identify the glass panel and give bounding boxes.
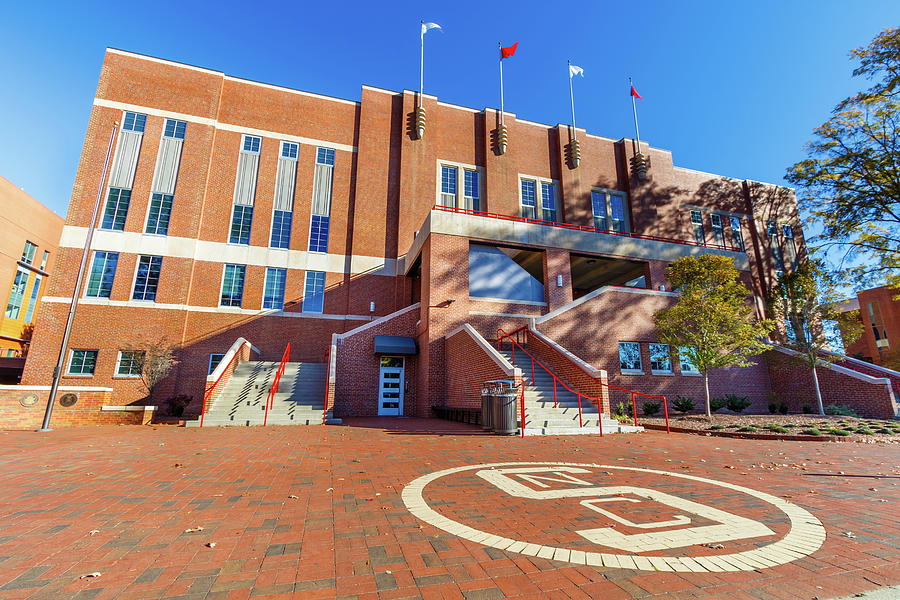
[316,147,335,166]
[729,216,744,251]
[102,188,131,231]
[591,191,608,230]
[24,276,41,323]
[468,244,545,303]
[302,271,326,313]
[463,170,479,210]
[208,354,225,375]
[541,183,556,221]
[263,267,286,310]
[86,251,118,298]
[690,211,704,244]
[619,342,642,371]
[308,214,329,253]
[69,350,98,375]
[146,193,173,235]
[4,270,28,319]
[221,264,245,307]
[380,356,403,368]
[230,205,253,244]
[609,193,627,232]
[649,343,671,372]
[282,142,299,159]
[520,180,536,218]
[271,210,292,249]
[132,255,162,301]
[243,135,261,153]
[678,347,699,373]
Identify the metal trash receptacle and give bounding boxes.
[480,385,494,431]
[485,380,518,435]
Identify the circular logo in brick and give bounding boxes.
[59,393,78,407]
[19,392,39,407]
[402,462,825,572]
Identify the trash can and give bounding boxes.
[480,384,494,431]
[485,380,519,435]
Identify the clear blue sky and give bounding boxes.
[1,0,898,221]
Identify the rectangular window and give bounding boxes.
[690,210,705,244]
[24,276,41,323]
[521,180,537,219]
[220,264,246,307]
[102,188,131,231]
[302,270,326,313]
[4,269,29,319]
[146,193,173,235]
[67,349,98,376]
[122,112,147,133]
[541,182,557,222]
[308,214,330,253]
[86,251,118,298]
[767,220,784,271]
[729,216,744,251]
[263,267,287,310]
[21,241,37,264]
[711,214,724,247]
[132,255,162,301]
[116,350,144,376]
[163,119,186,140]
[649,343,672,373]
[40,251,49,270]
[678,347,700,374]
[208,353,225,375]
[783,224,797,267]
[609,193,627,232]
[230,205,253,244]
[282,141,299,159]
[316,147,335,166]
[463,170,480,211]
[591,191,608,230]
[619,342,642,373]
[270,210,292,249]
[242,135,261,153]
[440,165,457,207]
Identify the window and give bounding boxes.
[282,141,299,159]
[591,189,629,232]
[440,165,457,207]
[649,343,672,373]
[242,135,261,153]
[540,182,557,222]
[308,214,329,253]
[122,112,147,133]
[521,180,537,219]
[439,163,482,210]
[767,220,784,271]
[116,350,144,376]
[67,349,98,376]
[469,244,545,303]
[316,147,335,166]
[21,241,37,264]
[208,353,225,375]
[678,347,700,374]
[132,255,162,301]
[271,210,292,249]
[263,267,287,310]
[41,251,49,270]
[163,119,186,140]
[711,214,724,247]
[783,225,797,267]
[619,342,642,373]
[302,270,326,313]
[729,216,744,251]
[464,169,480,210]
[24,276,41,323]
[102,188,131,231]
[690,210,705,244]
[230,205,253,244]
[86,251,118,298]
[220,264,246,307]
[146,193,173,235]
[4,269,29,319]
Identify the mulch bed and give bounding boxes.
[636,413,900,443]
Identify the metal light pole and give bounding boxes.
[39,122,118,432]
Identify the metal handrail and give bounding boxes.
[263,343,291,426]
[433,204,741,253]
[497,326,670,433]
[322,347,331,425]
[200,347,245,428]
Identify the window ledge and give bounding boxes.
[680,371,702,377]
[469,296,548,306]
[619,369,644,375]
[64,373,95,378]
[651,371,674,376]
[112,374,142,379]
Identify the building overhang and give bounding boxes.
[374,336,418,355]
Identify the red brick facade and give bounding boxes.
[444,325,521,411]
[0,386,154,429]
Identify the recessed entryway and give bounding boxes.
[378,356,404,416]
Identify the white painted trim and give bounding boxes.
[536,286,676,323]
[334,303,420,341]
[527,327,605,378]
[361,85,401,96]
[100,405,157,412]
[0,385,114,391]
[445,323,522,379]
[206,337,259,383]
[93,98,357,154]
[516,118,552,129]
[468,311,536,319]
[436,101,480,113]
[771,344,896,390]
[470,297,547,307]
[585,133,618,143]
[821,349,900,378]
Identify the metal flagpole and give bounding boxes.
[630,77,642,151]
[39,122,118,432]
[419,21,425,108]
[568,61,577,141]
[499,43,505,126]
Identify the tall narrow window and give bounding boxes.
[440,165,457,207]
[220,264,246,307]
[649,343,672,373]
[24,276,41,323]
[308,215,329,253]
[521,179,537,219]
[618,342,642,373]
[163,119,186,140]
[102,188,131,231]
[263,267,287,310]
[541,182,557,222]
[690,210,705,244]
[230,205,253,244]
[4,269,29,319]
[132,255,162,301]
[21,241,37,264]
[729,216,744,251]
[67,349,98,376]
[309,147,334,253]
[609,192,627,232]
[783,224,797,267]
[40,251,49,270]
[463,169,480,211]
[86,251,118,298]
[271,141,298,249]
[232,135,260,242]
[271,210,292,249]
[302,270,326,313]
[767,220,784,271]
[711,214,724,247]
[146,193,173,235]
[122,112,147,133]
[591,191,608,230]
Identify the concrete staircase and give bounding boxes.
[186,361,340,427]
[499,346,641,436]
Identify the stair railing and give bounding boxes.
[200,347,246,428]
[263,343,291,426]
[496,326,670,434]
[322,347,331,425]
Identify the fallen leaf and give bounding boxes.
[80,573,101,579]
[184,526,204,533]
[205,542,216,548]
[326,488,333,492]
[89,529,100,536]
[174,464,184,468]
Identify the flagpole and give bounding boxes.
[419,21,424,108]
[498,43,505,126]
[568,60,577,142]
[630,77,642,151]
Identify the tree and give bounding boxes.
[767,264,863,415]
[125,338,178,403]
[654,255,774,417]
[786,27,900,289]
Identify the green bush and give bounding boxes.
[765,424,789,434]
[710,397,727,412]
[778,401,788,415]
[801,428,821,436]
[737,426,756,432]
[856,428,874,435]
[612,401,631,423]
[802,404,812,414]
[709,424,726,430]
[826,427,851,436]
[642,401,661,416]
[672,395,696,414]
[725,394,752,413]
[875,428,892,434]
[824,404,859,417]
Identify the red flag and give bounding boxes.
[500,42,518,59]
[630,85,643,100]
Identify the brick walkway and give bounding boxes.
[0,418,897,599]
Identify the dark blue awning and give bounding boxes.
[374,336,418,355]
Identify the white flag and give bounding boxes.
[569,64,584,78]
[421,22,442,37]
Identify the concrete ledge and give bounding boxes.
[100,405,157,412]
[0,385,114,392]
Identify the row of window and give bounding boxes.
[67,349,230,378]
[689,210,745,250]
[20,241,49,269]
[618,341,699,375]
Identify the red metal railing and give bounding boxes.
[200,346,246,428]
[433,204,741,253]
[322,347,331,425]
[496,326,670,435]
[263,343,291,426]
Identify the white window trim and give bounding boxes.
[518,173,560,221]
[84,251,114,299]
[307,213,329,254]
[66,349,98,377]
[131,255,161,303]
[591,187,630,232]
[227,203,253,246]
[435,160,484,209]
[241,134,262,154]
[618,342,643,374]
[114,350,143,378]
[262,267,287,311]
[269,207,292,251]
[280,140,300,161]
[219,263,245,308]
[649,343,673,375]
[301,270,326,314]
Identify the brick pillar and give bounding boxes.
[545,249,573,311]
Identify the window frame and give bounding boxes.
[729,216,744,251]
[208,353,225,376]
[270,209,293,249]
[649,343,673,374]
[4,268,30,319]
[519,174,560,222]
[710,214,724,247]
[21,241,37,264]
[281,140,299,160]
[242,134,261,154]
[301,270,326,314]
[115,350,145,378]
[24,275,41,323]
[145,192,174,236]
[220,264,246,308]
[131,255,163,302]
[690,210,705,244]
[101,188,132,231]
[308,213,329,253]
[85,251,118,299]
[436,160,484,211]
[228,204,253,245]
[591,188,630,233]
[163,118,186,140]
[262,267,287,310]
[678,347,701,375]
[122,111,147,133]
[66,349,98,377]
[618,341,643,374]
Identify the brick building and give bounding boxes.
[15,48,898,427]
[837,286,900,365]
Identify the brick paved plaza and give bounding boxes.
[0,421,897,599]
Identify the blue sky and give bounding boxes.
[1,0,898,223]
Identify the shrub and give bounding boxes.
[801,428,821,436]
[824,404,859,417]
[708,424,726,430]
[642,401,661,416]
[826,427,851,436]
[737,426,756,432]
[765,424,789,434]
[613,401,631,423]
[778,401,788,415]
[725,394,752,413]
[875,428,892,434]
[673,395,696,414]
[710,397,727,412]
[856,428,874,435]
[802,404,812,414]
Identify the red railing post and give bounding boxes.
[263,344,290,427]
[531,358,535,383]
[520,383,526,437]
[553,378,557,408]
[512,343,515,363]
[322,347,330,424]
[577,394,583,427]
[631,392,637,427]
[662,395,670,434]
